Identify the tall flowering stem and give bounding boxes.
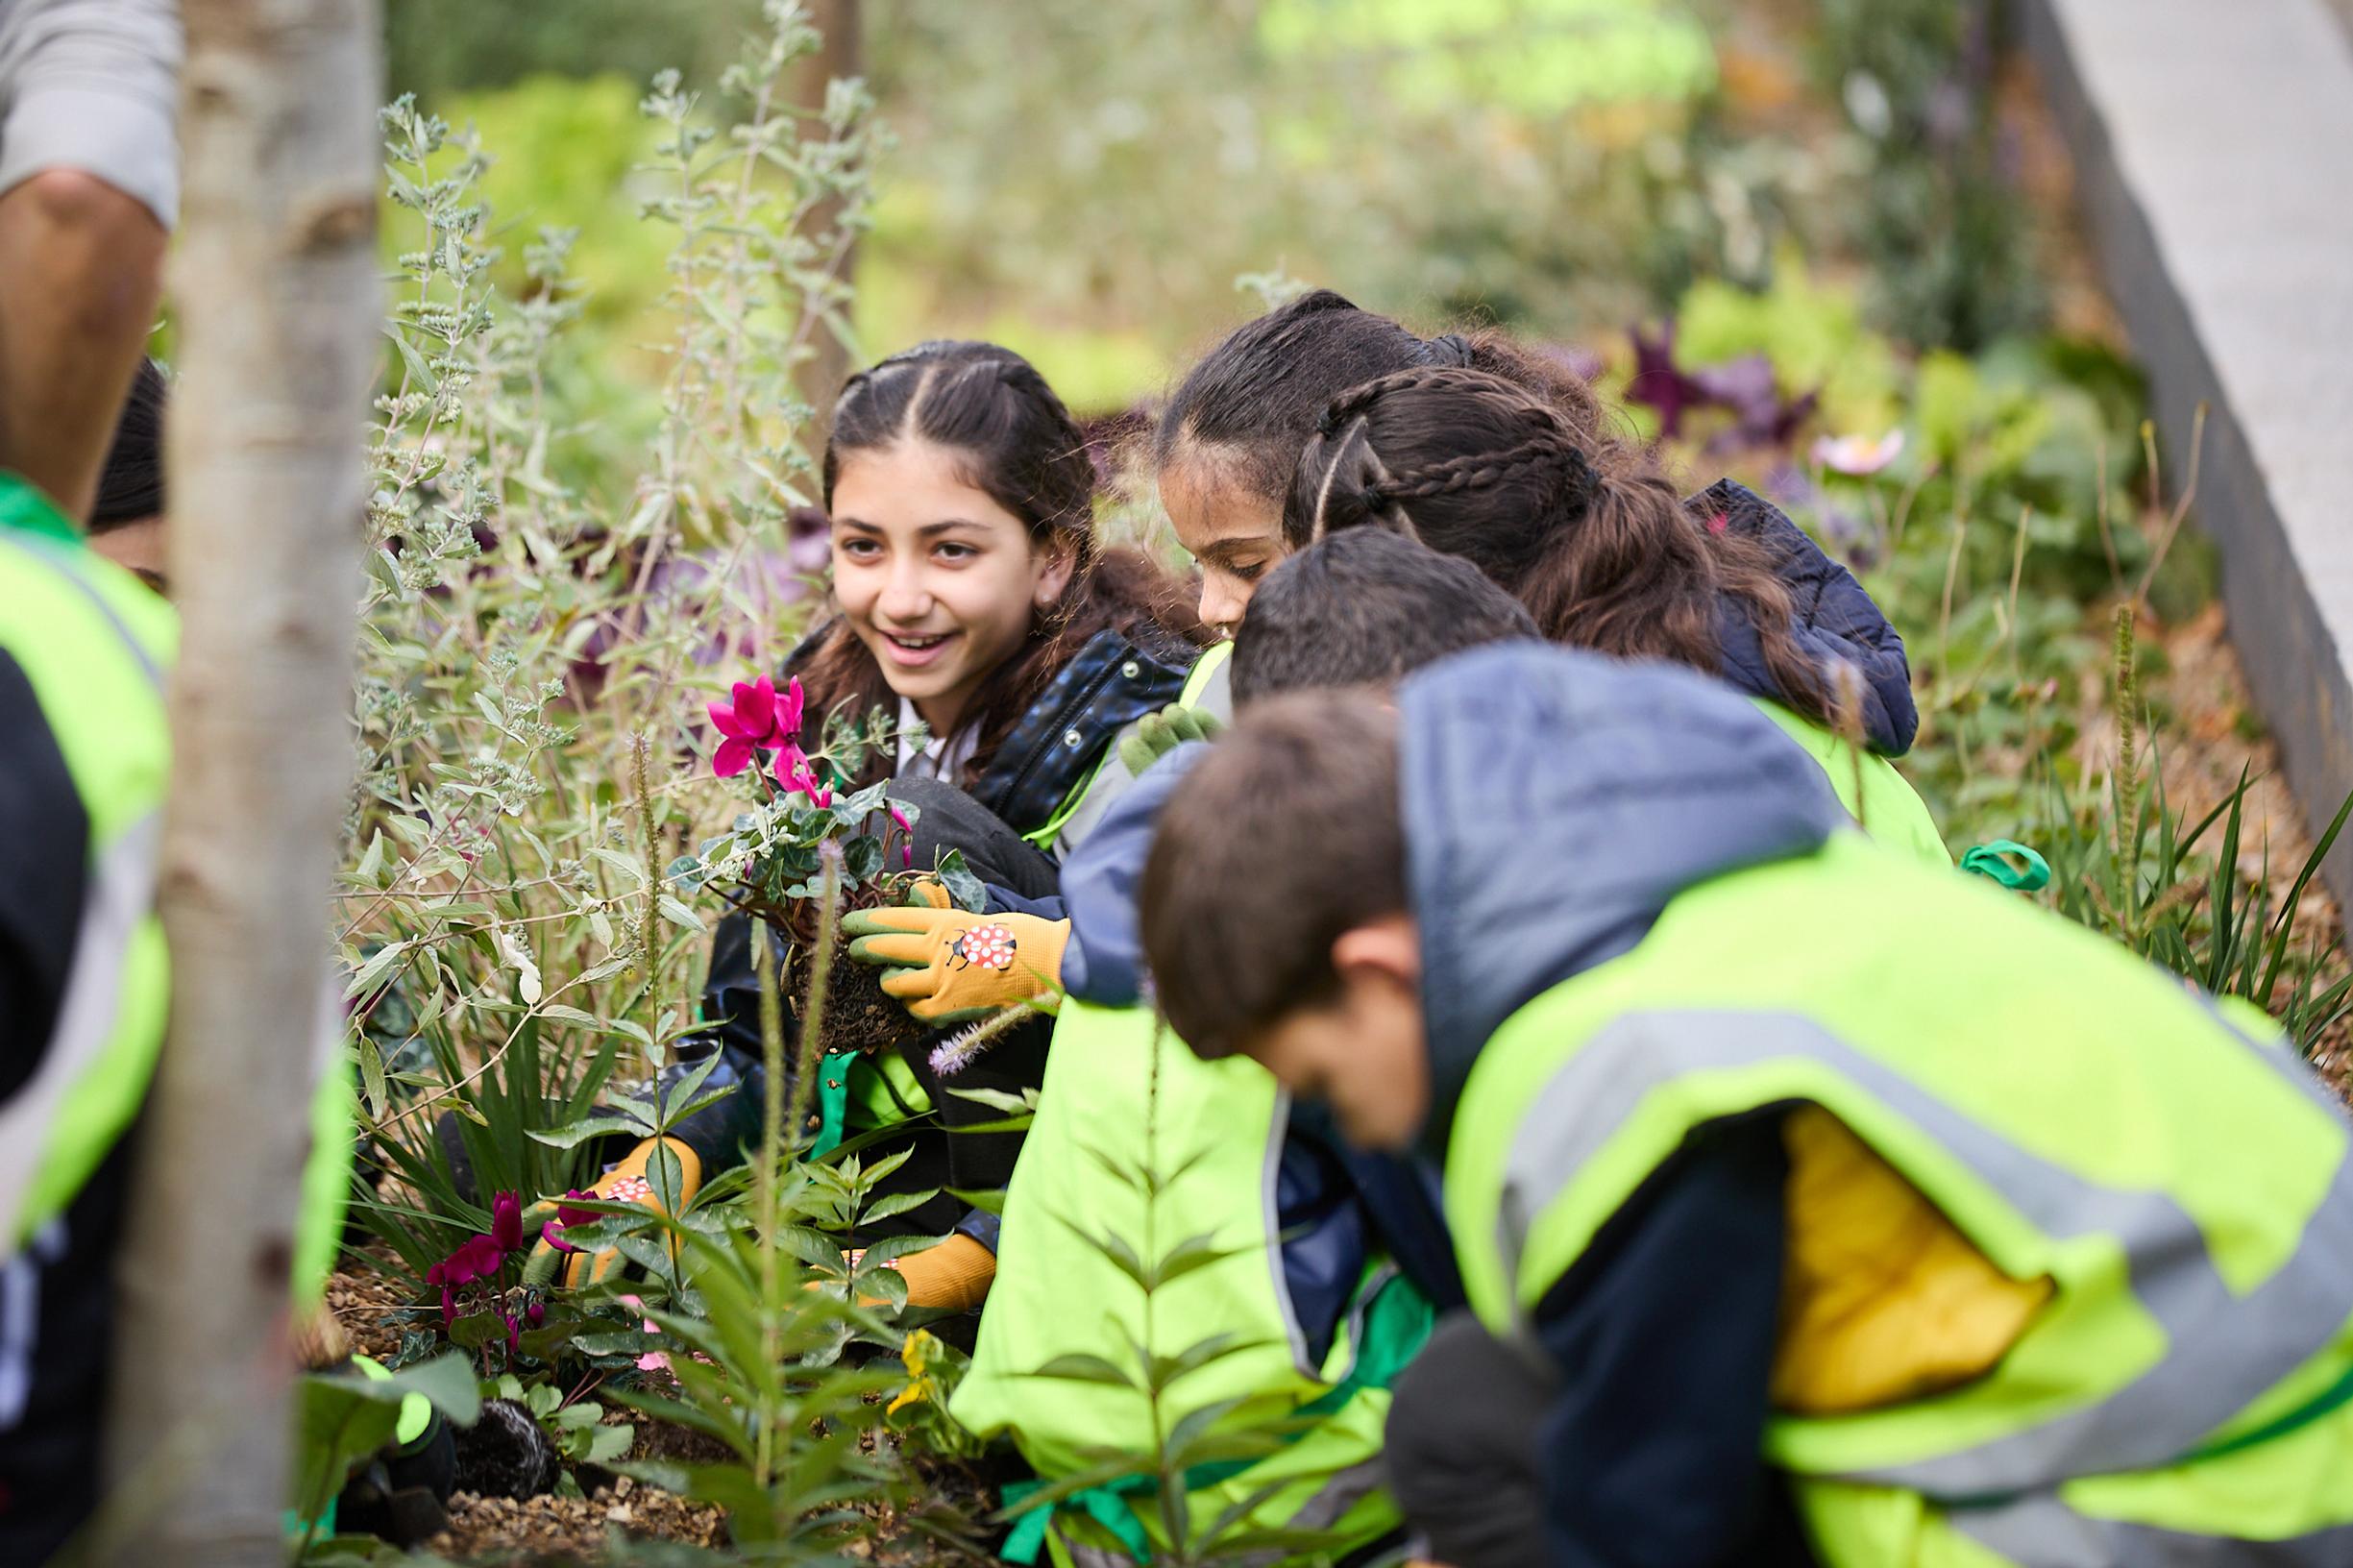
[752,909,786,1488]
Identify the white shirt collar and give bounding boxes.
[895,695,980,783]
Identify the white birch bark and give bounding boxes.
[104,0,380,1557]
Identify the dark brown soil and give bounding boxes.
[327,1244,434,1361]
[788,924,933,1063]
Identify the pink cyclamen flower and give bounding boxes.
[490,1190,524,1254]
[619,1293,672,1373]
[427,1230,508,1325]
[1811,429,1906,478]
[541,1188,597,1253]
[783,758,834,809]
[423,1261,460,1326]
[888,804,915,867]
[707,674,808,778]
[459,1232,504,1280]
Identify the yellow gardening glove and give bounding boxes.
[846,1234,997,1311]
[524,1136,702,1289]
[887,1233,997,1311]
[842,904,1068,1025]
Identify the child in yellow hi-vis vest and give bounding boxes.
[1139,643,2353,1568]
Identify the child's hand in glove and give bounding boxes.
[523,1136,702,1289]
[1115,702,1222,775]
[843,903,1069,1025]
[842,1234,998,1311]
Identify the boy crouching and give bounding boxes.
[1140,643,2353,1568]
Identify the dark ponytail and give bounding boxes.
[800,340,1203,785]
[1284,365,1832,721]
[1156,291,1606,508]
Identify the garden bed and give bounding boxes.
[315,6,2353,1562]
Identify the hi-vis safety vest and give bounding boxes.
[0,479,353,1303]
[1754,698,1950,867]
[954,642,1432,1568]
[1447,828,2353,1567]
[0,486,176,1258]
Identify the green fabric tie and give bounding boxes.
[1000,1474,1155,1565]
[810,1048,859,1159]
[1960,840,2050,892]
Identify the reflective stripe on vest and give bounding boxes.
[1949,1490,2353,1567]
[0,516,174,1253]
[1488,1006,2353,1497]
[0,815,162,1248]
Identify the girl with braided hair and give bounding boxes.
[1152,287,1608,631]
[1286,363,1947,863]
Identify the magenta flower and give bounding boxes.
[782,756,834,809]
[707,674,807,778]
[457,1232,503,1279]
[490,1190,524,1254]
[888,804,914,868]
[426,1231,508,1325]
[541,1187,598,1253]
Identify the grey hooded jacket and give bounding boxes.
[1398,642,1846,1159]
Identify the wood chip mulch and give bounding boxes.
[427,1475,728,1563]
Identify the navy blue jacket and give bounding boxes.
[1700,479,1918,756]
[1402,645,1843,1567]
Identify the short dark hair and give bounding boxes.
[1230,528,1539,706]
[1141,691,1406,1060]
[91,357,166,532]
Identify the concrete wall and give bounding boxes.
[2018,0,2353,904]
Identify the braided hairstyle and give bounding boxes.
[800,341,1204,787]
[1155,288,1609,509]
[1284,366,1831,718]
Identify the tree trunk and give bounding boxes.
[796,0,861,430]
[103,0,380,1558]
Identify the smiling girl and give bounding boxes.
[656,341,1211,1304]
[794,339,1204,814]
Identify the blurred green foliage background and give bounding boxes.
[383,0,2042,413]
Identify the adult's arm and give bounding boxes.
[0,0,183,518]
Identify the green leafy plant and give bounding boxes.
[290,1354,482,1559]
[997,1027,1362,1568]
[484,1373,637,1481]
[2036,610,2353,1056]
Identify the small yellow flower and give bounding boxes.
[888,1328,944,1416]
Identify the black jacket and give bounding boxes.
[783,617,1197,838]
[653,620,1207,1235]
